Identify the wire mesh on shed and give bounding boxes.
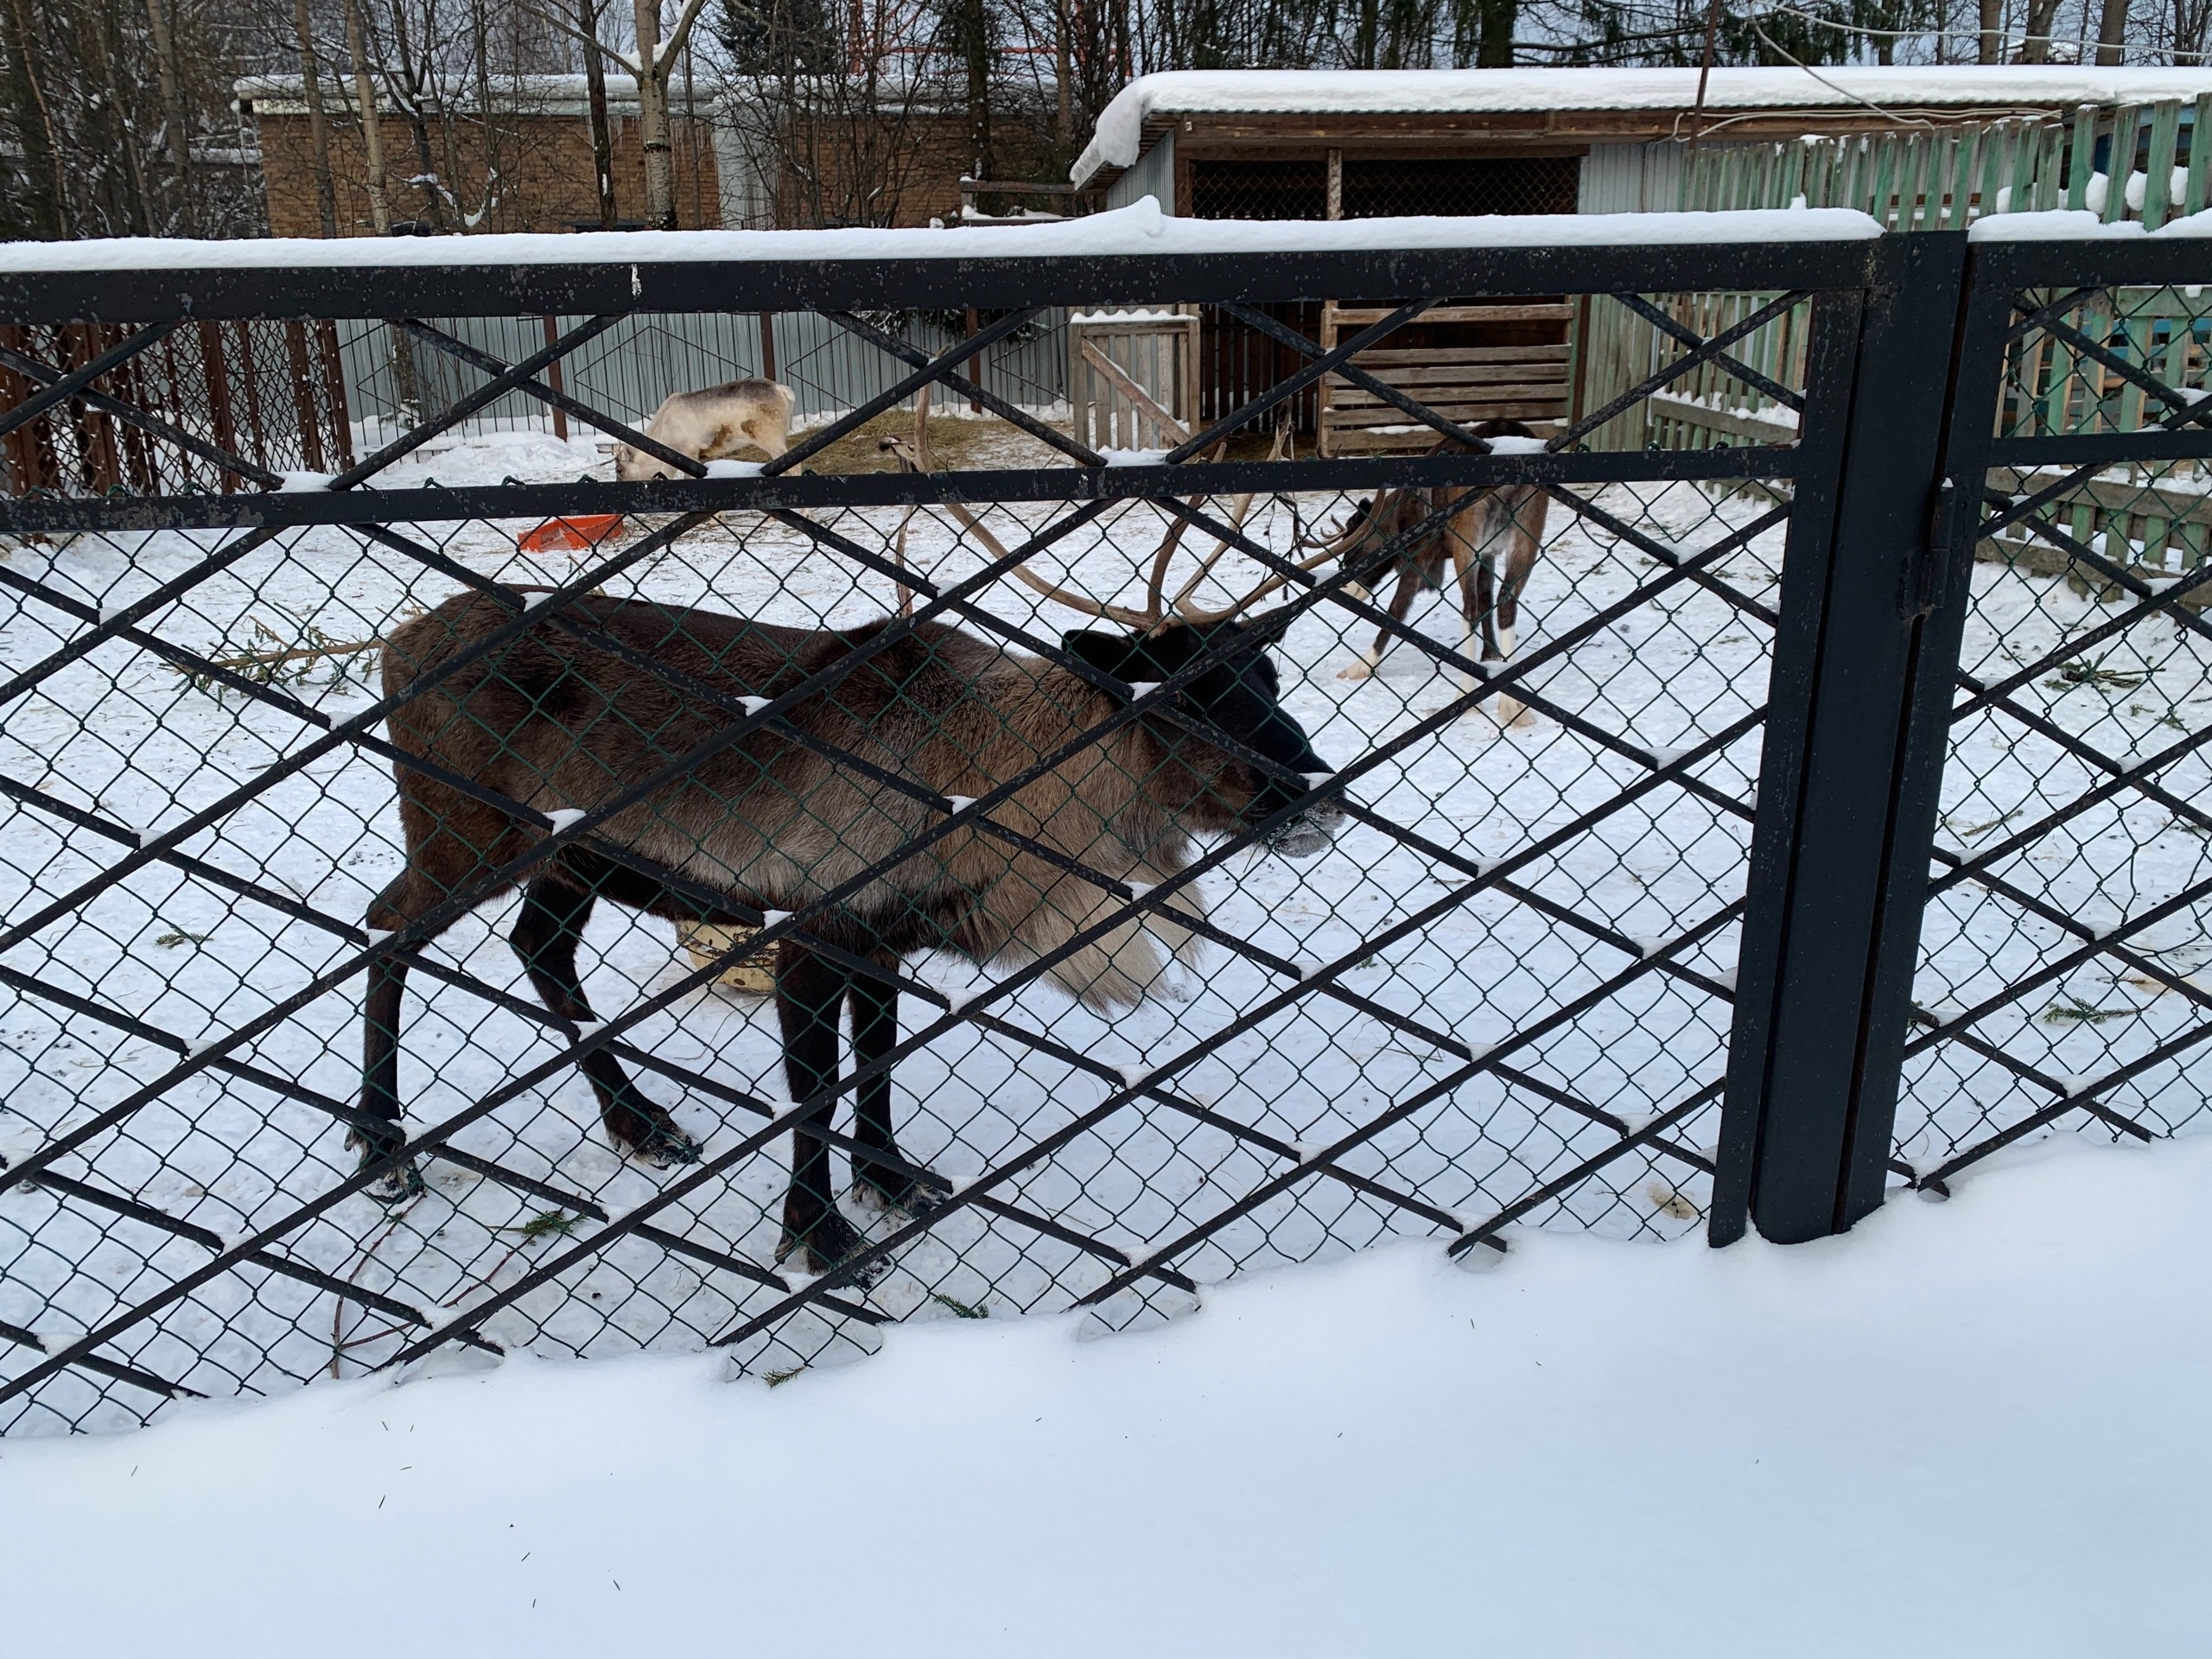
[1189,161,1330,222]
[1341,156,1580,220]
[0,248,1830,1436]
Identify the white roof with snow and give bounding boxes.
[1072,67,2212,184]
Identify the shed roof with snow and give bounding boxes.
[1073,67,2212,217]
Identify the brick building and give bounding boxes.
[238,74,722,236]
[238,73,1061,237]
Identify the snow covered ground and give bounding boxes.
[2,420,2205,1436]
[2,1131,2206,1656]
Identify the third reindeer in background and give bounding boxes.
[1332,420,1551,725]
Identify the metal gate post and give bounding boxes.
[1711,232,1983,1246]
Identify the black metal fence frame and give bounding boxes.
[1890,239,2212,1196]
[0,227,2201,1430]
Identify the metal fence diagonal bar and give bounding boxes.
[1604,290,1808,414]
[0,339,285,489]
[0,321,178,443]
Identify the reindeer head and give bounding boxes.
[612,442,680,484]
[1062,620,1344,859]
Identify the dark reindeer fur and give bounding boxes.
[1335,419,1550,721]
[354,593,1340,1277]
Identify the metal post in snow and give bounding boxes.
[1710,232,1982,1246]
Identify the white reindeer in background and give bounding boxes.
[613,379,797,480]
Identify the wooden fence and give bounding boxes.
[1576,101,2209,594]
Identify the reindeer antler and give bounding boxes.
[885,473,1158,628]
[895,417,1313,634]
[1175,543,1345,626]
[877,380,1178,628]
[878,383,936,620]
[1166,426,1283,616]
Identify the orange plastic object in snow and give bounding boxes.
[518,513,625,553]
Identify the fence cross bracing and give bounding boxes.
[0,227,2201,1437]
[1897,240,2212,1198]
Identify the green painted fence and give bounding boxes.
[1577,100,2211,589]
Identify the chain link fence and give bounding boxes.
[1901,264,2212,1189]
[0,227,2202,1440]
[1,320,352,496]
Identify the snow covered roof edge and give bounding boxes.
[0,200,1889,272]
[1072,67,2212,185]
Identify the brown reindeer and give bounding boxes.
[1332,420,1550,722]
[353,584,1342,1279]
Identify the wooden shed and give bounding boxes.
[1071,67,2212,453]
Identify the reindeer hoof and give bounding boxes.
[625,1118,702,1170]
[776,1209,887,1286]
[367,1163,426,1205]
[851,1164,939,1221]
[1337,660,1373,681]
[1495,695,1532,728]
[347,1128,425,1205]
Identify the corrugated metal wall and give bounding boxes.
[1105,130,1176,213]
[339,309,1071,448]
[1578,142,1692,214]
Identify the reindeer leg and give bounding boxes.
[1464,550,1520,725]
[774,944,880,1282]
[353,870,452,1204]
[1339,564,1422,680]
[512,874,700,1169]
[1450,518,1496,707]
[1492,489,1543,728]
[846,952,929,1217]
[356,952,423,1205]
[1490,569,1530,727]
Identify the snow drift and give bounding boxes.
[1,1134,2205,1656]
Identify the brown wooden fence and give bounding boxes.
[1,320,352,498]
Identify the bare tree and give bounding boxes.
[2099,0,2132,57]
[342,0,396,231]
[0,0,67,237]
[293,0,341,232]
[145,0,196,227]
[947,0,994,175]
[0,0,264,238]
[578,0,621,226]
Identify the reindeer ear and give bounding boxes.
[1061,629,1140,684]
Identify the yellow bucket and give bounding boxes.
[676,920,777,995]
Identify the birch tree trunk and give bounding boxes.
[345,0,394,234]
[471,0,499,232]
[346,0,421,415]
[633,0,677,229]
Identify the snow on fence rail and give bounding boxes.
[0,228,2204,1437]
